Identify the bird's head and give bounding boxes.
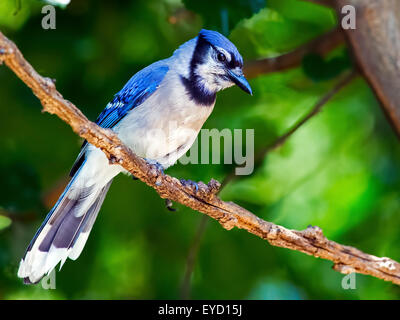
[176,29,252,105]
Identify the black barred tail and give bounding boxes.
[17,174,112,284]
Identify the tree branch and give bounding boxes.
[243,27,345,79]
[1,31,400,286]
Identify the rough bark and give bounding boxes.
[335,0,400,137]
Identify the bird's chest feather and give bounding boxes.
[115,74,215,166]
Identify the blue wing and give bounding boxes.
[70,62,169,176]
[96,63,169,129]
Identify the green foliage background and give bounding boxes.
[1,0,400,299]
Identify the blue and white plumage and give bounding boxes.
[18,29,252,284]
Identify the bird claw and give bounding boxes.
[153,162,165,175]
[144,159,165,185]
[165,199,176,212]
[148,161,164,175]
[180,179,199,193]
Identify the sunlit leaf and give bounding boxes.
[0,215,11,231]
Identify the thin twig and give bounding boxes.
[180,216,209,299]
[2,31,400,286]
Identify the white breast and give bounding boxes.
[114,70,215,169]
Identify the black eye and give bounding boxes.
[217,52,226,62]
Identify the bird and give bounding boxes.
[17,29,252,284]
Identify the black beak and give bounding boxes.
[227,69,252,95]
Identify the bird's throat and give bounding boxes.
[180,74,216,106]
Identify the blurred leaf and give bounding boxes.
[0,0,31,30]
[183,0,265,34]
[0,215,11,231]
[231,3,336,60]
[268,0,336,27]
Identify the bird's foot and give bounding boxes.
[165,199,176,212]
[180,178,199,193]
[144,159,165,186]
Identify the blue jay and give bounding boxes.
[18,29,252,284]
